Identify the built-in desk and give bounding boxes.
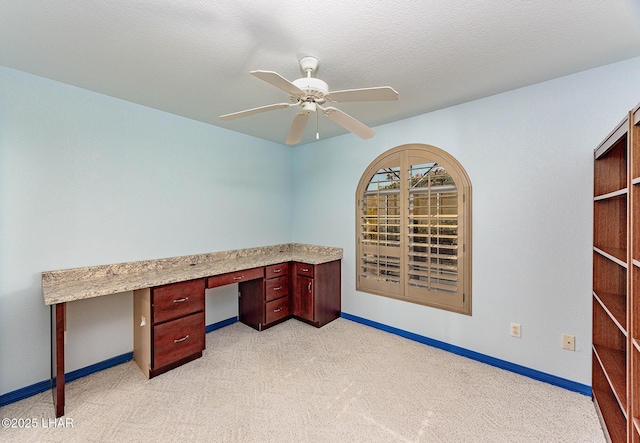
[42,243,342,417]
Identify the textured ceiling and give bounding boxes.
[2,0,640,145]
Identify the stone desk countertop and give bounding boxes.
[42,243,342,305]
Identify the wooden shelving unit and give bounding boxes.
[632,104,640,443]
[593,102,640,443]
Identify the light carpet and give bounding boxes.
[0,318,605,442]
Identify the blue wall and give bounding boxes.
[0,66,292,393]
[291,56,640,385]
[2,56,640,396]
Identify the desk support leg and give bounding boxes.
[51,303,65,417]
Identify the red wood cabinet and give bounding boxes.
[134,278,206,378]
[239,263,291,331]
[292,260,341,328]
[133,260,341,377]
[238,260,341,331]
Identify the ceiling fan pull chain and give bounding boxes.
[316,110,320,140]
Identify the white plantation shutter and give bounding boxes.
[360,165,402,294]
[356,144,472,315]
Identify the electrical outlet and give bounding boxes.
[562,334,575,351]
[510,323,521,338]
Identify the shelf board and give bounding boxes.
[593,344,628,412]
[633,177,640,186]
[593,389,628,443]
[594,247,628,268]
[594,188,628,200]
[634,417,640,438]
[634,338,640,353]
[593,291,627,333]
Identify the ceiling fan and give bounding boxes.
[220,56,398,145]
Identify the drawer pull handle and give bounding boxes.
[301,268,309,272]
[308,282,312,292]
[273,308,282,313]
[174,335,189,343]
[274,286,283,291]
[273,269,282,273]
[233,276,243,281]
[173,297,189,303]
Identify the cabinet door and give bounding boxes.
[295,276,314,322]
[310,260,341,327]
[238,278,265,330]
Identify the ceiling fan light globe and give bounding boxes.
[300,102,317,114]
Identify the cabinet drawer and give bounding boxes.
[295,263,314,277]
[153,311,204,369]
[153,279,205,324]
[265,275,289,302]
[265,263,288,278]
[207,267,264,288]
[265,297,289,324]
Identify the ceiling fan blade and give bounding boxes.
[285,113,310,145]
[219,102,292,121]
[250,70,305,97]
[327,86,398,103]
[321,106,376,140]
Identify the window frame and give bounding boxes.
[355,143,472,315]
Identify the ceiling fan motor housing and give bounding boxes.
[291,77,328,103]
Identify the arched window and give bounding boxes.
[356,144,472,315]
